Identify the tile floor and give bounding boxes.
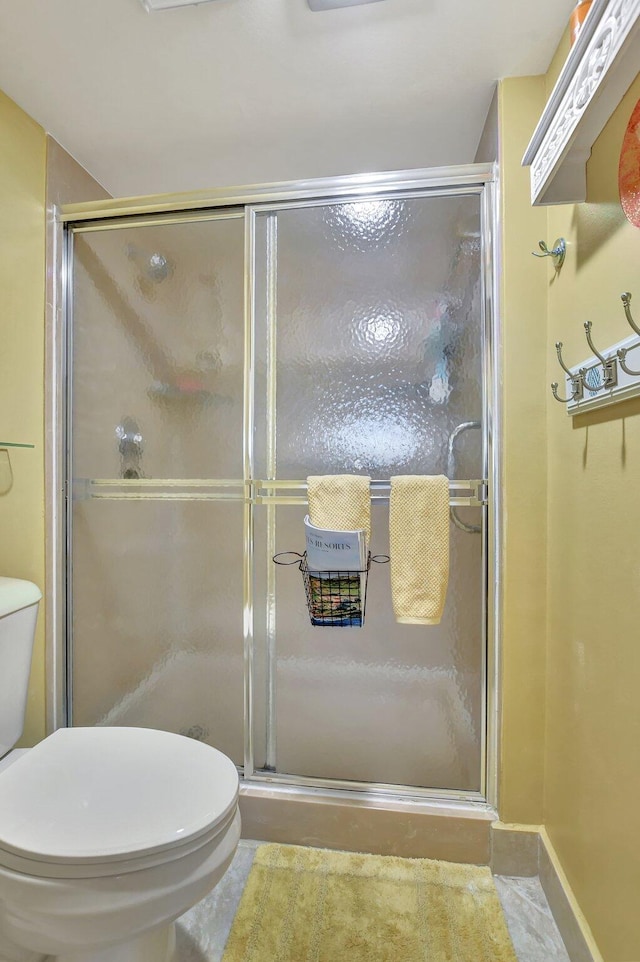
[494,875,572,962]
[175,840,572,962]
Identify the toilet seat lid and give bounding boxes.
[0,727,239,865]
[0,577,41,617]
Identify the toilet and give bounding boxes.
[0,578,241,962]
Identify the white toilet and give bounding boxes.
[0,577,241,962]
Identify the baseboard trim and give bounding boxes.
[490,822,603,962]
[537,827,604,962]
[490,821,541,877]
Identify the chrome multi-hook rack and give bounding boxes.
[551,292,640,415]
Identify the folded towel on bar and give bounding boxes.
[307,474,371,542]
[389,475,450,625]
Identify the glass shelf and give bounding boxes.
[0,442,35,448]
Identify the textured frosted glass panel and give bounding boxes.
[257,504,483,791]
[253,192,485,792]
[71,501,244,765]
[258,197,482,478]
[72,217,244,481]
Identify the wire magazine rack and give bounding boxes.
[273,551,389,628]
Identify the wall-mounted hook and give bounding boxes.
[532,238,566,271]
[551,381,582,403]
[616,293,640,375]
[555,341,576,379]
[551,341,583,403]
[550,289,640,416]
[580,321,618,390]
[621,292,639,335]
[616,347,640,377]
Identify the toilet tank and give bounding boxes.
[0,578,42,758]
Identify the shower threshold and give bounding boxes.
[238,779,496,864]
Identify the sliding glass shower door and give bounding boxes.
[67,178,490,797]
[250,194,486,792]
[69,213,247,765]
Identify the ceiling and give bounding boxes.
[0,0,573,198]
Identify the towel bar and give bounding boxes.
[258,479,487,508]
[73,477,488,507]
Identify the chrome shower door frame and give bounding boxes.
[52,163,501,809]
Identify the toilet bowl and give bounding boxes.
[0,726,241,962]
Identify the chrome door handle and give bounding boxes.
[447,421,481,533]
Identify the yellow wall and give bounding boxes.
[544,71,640,962]
[497,76,548,824]
[0,90,47,746]
[499,55,640,960]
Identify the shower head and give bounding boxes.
[126,244,173,283]
[146,253,172,282]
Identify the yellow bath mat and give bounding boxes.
[221,843,518,962]
[390,474,450,624]
[307,474,371,541]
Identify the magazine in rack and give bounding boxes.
[303,516,368,627]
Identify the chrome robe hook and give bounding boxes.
[579,321,617,390]
[621,292,639,335]
[617,293,640,375]
[551,381,581,403]
[555,341,575,378]
[532,238,566,270]
[615,346,640,377]
[550,342,583,403]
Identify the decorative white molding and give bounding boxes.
[522,0,640,206]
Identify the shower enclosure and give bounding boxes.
[61,166,497,803]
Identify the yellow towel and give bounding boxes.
[307,474,371,541]
[389,475,450,625]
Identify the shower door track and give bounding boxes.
[51,163,501,810]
